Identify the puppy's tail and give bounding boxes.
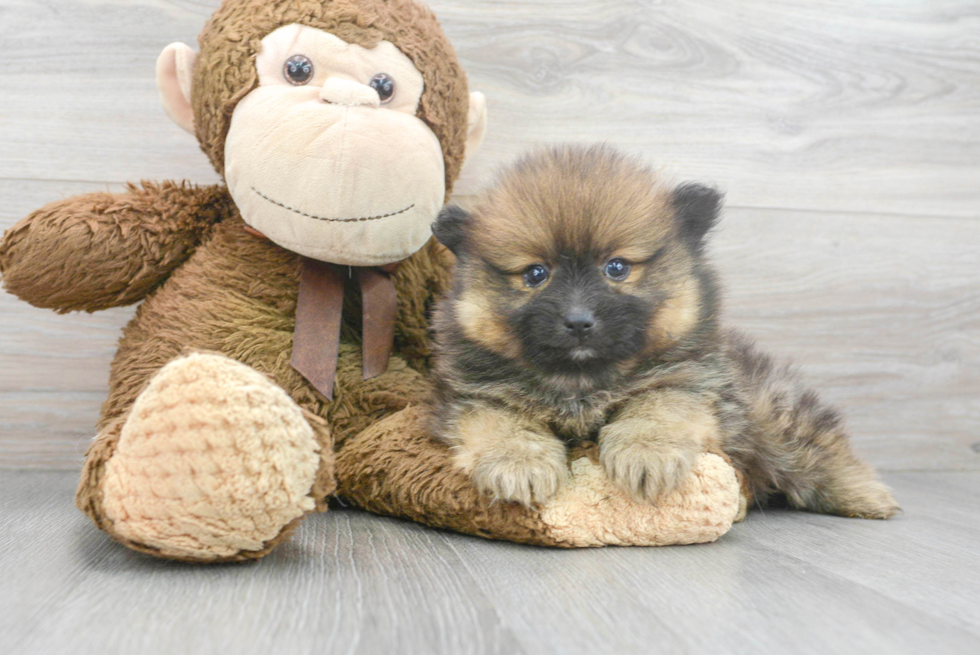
[721,329,900,519]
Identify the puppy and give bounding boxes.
[429,144,899,519]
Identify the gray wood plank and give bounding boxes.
[443,508,980,654]
[0,1,977,216]
[737,472,980,633]
[0,392,105,468]
[445,0,980,217]
[2,470,979,654]
[0,471,522,655]
[712,209,980,472]
[0,0,223,187]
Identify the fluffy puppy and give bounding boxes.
[429,144,899,519]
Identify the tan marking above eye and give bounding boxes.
[482,250,551,275]
[607,244,664,265]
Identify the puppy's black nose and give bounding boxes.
[564,310,595,339]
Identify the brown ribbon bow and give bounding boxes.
[291,258,398,400]
[245,225,398,400]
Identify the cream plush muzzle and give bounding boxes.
[224,24,446,265]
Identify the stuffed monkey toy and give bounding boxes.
[0,0,743,562]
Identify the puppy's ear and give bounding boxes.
[432,205,472,257]
[673,183,723,252]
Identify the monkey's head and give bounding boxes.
[156,0,487,266]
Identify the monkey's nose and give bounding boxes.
[564,310,596,339]
[319,77,381,108]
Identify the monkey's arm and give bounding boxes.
[0,182,234,312]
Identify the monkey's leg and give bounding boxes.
[332,344,568,509]
[76,352,334,562]
[337,406,743,547]
[723,330,900,519]
[0,182,232,312]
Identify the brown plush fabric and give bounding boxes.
[95,211,448,432]
[0,182,233,313]
[65,205,447,559]
[193,0,470,196]
[338,406,742,547]
[338,406,563,546]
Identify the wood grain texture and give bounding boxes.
[1,470,979,654]
[1,0,977,214]
[1,0,979,470]
[713,208,980,471]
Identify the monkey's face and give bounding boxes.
[433,146,721,377]
[217,24,439,265]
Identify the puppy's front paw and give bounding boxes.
[460,434,569,507]
[599,420,698,502]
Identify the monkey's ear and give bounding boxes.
[673,183,723,251]
[464,92,488,164]
[432,205,472,256]
[156,43,197,134]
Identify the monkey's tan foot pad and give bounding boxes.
[337,406,743,547]
[99,353,324,561]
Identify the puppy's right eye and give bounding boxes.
[284,55,314,85]
[523,264,549,288]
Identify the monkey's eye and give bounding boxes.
[603,258,631,281]
[523,264,550,288]
[369,73,395,104]
[284,55,314,85]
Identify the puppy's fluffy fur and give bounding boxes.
[429,145,898,518]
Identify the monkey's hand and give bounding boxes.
[600,390,720,503]
[449,405,568,507]
[0,182,232,312]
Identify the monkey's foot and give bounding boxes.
[98,353,326,561]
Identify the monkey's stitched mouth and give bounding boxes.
[251,187,414,223]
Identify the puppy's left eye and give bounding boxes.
[523,264,550,287]
[603,258,631,281]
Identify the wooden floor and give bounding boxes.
[2,470,979,654]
